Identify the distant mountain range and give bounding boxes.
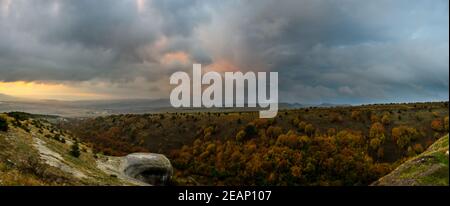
[0,94,350,117]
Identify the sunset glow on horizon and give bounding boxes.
[0,81,111,100]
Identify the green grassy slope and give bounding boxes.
[0,113,139,186]
[372,134,449,186]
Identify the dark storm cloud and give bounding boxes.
[0,0,210,82]
[0,0,448,102]
[197,0,449,103]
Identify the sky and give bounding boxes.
[0,0,448,103]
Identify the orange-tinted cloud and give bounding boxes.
[161,51,190,65]
[136,0,146,13]
[204,60,240,72]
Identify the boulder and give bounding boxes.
[123,153,173,185]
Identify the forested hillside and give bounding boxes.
[62,102,449,185]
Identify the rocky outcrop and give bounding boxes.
[122,153,173,185]
[33,137,87,179]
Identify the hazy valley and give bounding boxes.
[1,100,448,186]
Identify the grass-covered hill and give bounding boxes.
[0,112,142,186]
[61,102,449,186]
[372,134,448,186]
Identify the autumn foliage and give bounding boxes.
[431,119,444,132]
[61,101,449,185]
[391,126,419,149]
[171,128,391,186]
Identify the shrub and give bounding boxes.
[291,117,300,127]
[413,144,424,154]
[290,166,302,178]
[304,124,315,137]
[329,113,342,123]
[204,126,215,136]
[381,114,390,125]
[407,146,415,157]
[205,143,216,153]
[369,122,385,142]
[7,112,30,121]
[0,116,8,132]
[236,130,246,142]
[431,119,443,132]
[369,138,382,150]
[253,119,269,129]
[244,123,257,137]
[377,148,384,158]
[327,128,336,136]
[53,134,61,141]
[203,126,215,140]
[370,114,379,123]
[70,141,81,158]
[392,126,419,149]
[351,110,362,121]
[266,126,282,138]
[298,121,307,132]
[276,132,309,149]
